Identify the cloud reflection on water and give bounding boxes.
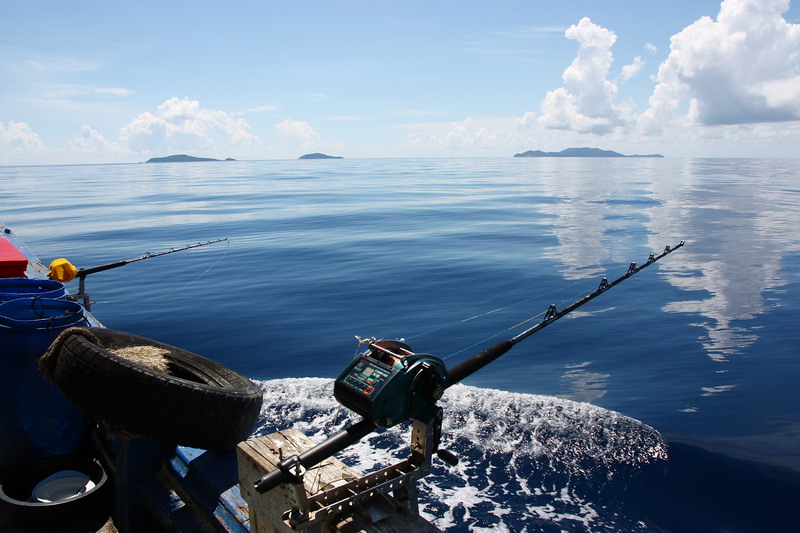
[534,158,800,403]
[646,159,799,363]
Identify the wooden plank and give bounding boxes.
[238,429,357,532]
[237,430,440,532]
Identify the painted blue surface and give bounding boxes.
[0,278,66,302]
[0,297,89,468]
[168,446,249,531]
[2,157,799,531]
[107,437,248,532]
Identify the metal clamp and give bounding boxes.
[284,417,437,531]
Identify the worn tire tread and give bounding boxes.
[49,328,263,450]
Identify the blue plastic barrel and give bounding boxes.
[0,278,66,303]
[0,298,89,473]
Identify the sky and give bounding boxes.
[1,0,799,165]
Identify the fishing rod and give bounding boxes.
[254,241,685,495]
[47,238,228,310]
[449,240,684,384]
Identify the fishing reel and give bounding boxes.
[334,339,448,428]
[255,341,452,530]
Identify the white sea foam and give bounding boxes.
[252,377,666,531]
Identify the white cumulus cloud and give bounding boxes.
[539,18,627,135]
[515,111,538,129]
[619,56,645,84]
[405,117,500,149]
[275,119,323,144]
[69,125,129,155]
[274,119,342,153]
[0,120,46,154]
[119,97,259,154]
[398,116,524,154]
[641,0,800,131]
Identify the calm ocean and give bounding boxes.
[2,157,799,531]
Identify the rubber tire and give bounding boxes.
[0,454,111,529]
[49,328,263,450]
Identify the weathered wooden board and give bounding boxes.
[237,430,440,532]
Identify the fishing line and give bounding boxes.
[403,278,593,343]
[434,245,688,362]
[441,281,596,360]
[86,239,231,306]
[156,238,231,299]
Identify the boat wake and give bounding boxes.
[252,378,667,532]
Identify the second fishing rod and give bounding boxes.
[47,238,229,310]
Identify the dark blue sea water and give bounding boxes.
[2,157,799,531]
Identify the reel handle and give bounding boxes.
[437,448,459,466]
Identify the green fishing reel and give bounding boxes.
[334,339,448,428]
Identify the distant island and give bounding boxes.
[298,153,343,160]
[514,147,663,158]
[145,154,236,163]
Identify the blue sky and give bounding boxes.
[1,0,799,164]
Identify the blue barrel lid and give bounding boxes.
[0,279,67,302]
[0,297,85,330]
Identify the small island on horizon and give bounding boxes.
[144,154,236,163]
[299,153,343,160]
[514,147,663,158]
